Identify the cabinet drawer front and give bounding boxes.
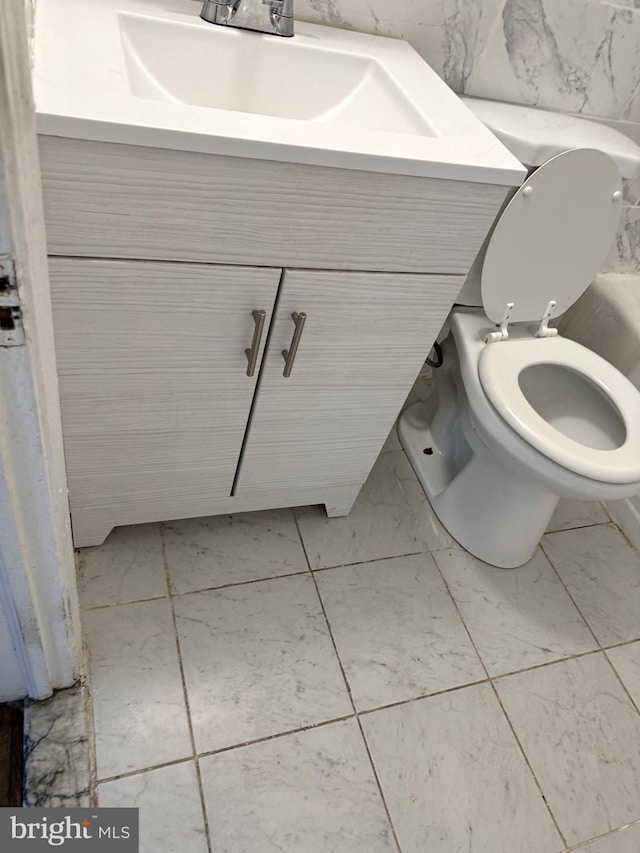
[39,136,508,274]
[234,269,464,503]
[49,258,280,537]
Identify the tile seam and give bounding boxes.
[431,550,568,848]
[159,522,212,853]
[293,511,404,853]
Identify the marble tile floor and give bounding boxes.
[23,683,93,808]
[48,425,640,852]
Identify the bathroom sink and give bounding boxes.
[119,12,431,135]
[34,0,525,183]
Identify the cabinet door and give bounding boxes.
[49,258,280,543]
[235,269,464,508]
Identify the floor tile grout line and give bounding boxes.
[614,521,640,559]
[538,540,603,651]
[430,550,569,849]
[485,680,568,849]
[516,523,640,661]
[95,755,200,787]
[292,512,404,853]
[355,644,636,700]
[352,641,640,697]
[546,519,612,534]
[81,548,438,610]
[292,511,363,717]
[308,549,429,574]
[353,715,405,853]
[82,569,313,611]
[488,648,605,683]
[602,648,640,717]
[544,518,623,544]
[81,594,169,612]
[604,515,640,564]
[538,537,640,720]
[159,524,213,853]
[194,714,357,760]
[563,818,640,852]
[171,566,311,597]
[601,636,640,653]
[309,580,404,853]
[94,715,358,785]
[355,677,491,717]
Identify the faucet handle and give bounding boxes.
[262,0,294,35]
[201,0,241,24]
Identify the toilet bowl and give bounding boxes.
[398,102,640,568]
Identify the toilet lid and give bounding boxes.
[481,148,622,325]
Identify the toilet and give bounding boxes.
[398,98,640,568]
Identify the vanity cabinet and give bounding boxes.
[40,135,507,546]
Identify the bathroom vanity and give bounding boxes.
[34,0,525,545]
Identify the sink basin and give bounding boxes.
[120,13,432,135]
[34,0,525,184]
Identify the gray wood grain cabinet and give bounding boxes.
[41,136,508,546]
[49,259,280,544]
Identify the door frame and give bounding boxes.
[0,0,81,699]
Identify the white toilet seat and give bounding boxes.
[479,335,640,484]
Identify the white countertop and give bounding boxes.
[34,0,526,185]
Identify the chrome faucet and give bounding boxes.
[200,0,294,37]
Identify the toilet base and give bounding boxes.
[399,399,559,568]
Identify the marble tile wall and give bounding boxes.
[297,0,640,272]
[297,0,640,123]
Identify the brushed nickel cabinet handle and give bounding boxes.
[282,311,306,377]
[245,309,266,377]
